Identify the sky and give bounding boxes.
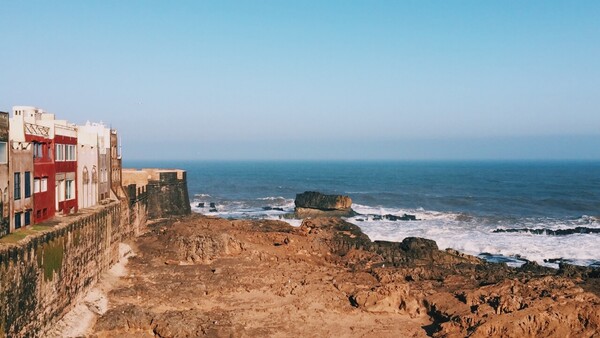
[1,1,599,160]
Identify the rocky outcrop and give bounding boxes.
[294,191,355,217]
[90,215,600,338]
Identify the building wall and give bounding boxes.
[25,133,55,224]
[54,129,78,215]
[0,113,9,237]
[78,122,111,202]
[109,130,124,199]
[77,127,99,209]
[8,111,34,232]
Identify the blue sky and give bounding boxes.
[1,1,599,160]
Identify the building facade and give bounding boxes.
[9,108,34,231]
[0,105,122,237]
[21,108,56,223]
[77,123,99,209]
[54,120,78,215]
[110,129,124,198]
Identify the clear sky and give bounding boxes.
[1,1,599,160]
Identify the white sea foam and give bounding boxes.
[190,198,600,268]
[347,209,600,268]
[257,196,288,201]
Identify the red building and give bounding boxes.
[24,121,56,223]
[54,122,78,215]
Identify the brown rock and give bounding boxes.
[294,191,355,217]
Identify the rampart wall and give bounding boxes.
[0,168,189,337]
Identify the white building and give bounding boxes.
[77,122,99,208]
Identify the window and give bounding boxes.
[55,144,65,161]
[66,145,76,161]
[66,179,74,200]
[14,172,21,200]
[14,213,22,229]
[24,211,31,226]
[34,178,41,193]
[41,177,48,192]
[0,142,6,163]
[33,142,44,159]
[24,171,31,198]
[57,180,65,202]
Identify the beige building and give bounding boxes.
[110,129,124,198]
[78,122,111,202]
[77,122,99,208]
[9,107,35,230]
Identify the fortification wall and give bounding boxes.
[0,203,126,337]
[0,168,190,337]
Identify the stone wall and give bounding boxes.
[0,203,124,337]
[123,168,191,220]
[0,168,190,337]
[146,171,191,219]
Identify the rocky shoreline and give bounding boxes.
[89,214,600,337]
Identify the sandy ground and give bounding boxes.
[49,243,135,337]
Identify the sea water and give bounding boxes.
[125,160,600,268]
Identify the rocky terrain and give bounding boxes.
[89,214,600,337]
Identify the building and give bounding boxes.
[0,105,122,237]
[9,108,34,231]
[110,129,124,199]
[20,108,56,223]
[54,119,78,215]
[77,122,99,209]
[0,112,9,236]
[78,122,111,202]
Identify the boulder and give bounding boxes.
[294,191,354,217]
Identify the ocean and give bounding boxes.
[125,160,600,268]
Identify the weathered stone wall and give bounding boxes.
[0,202,125,337]
[146,171,191,219]
[0,168,189,337]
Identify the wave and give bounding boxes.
[257,196,290,201]
[493,227,600,236]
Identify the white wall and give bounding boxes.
[77,124,99,208]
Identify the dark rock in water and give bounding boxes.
[372,215,382,220]
[197,202,205,208]
[544,258,564,264]
[209,208,218,212]
[384,214,417,221]
[263,206,285,212]
[209,202,216,208]
[356,218,365,222]
[295,191,355,217]
[493,226,600,236]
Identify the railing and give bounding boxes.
[24,123,50,137]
